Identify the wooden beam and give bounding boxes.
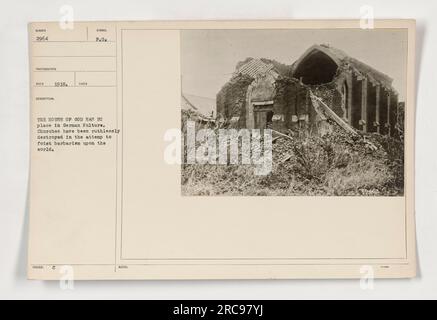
[310,92,358,136]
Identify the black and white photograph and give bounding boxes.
[181,29,407,196]
[4,0,437,301]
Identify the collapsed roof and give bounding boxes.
[233,57,292,79]
[291,44,394,90]
[231,44,395,92]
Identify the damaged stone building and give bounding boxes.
[216,44,400,136]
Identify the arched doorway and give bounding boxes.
[253,101,274,129]
[246,74,276,129]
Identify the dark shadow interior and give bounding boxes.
[293,50,339,85]
[266,111,273,125]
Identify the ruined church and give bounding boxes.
[216,44,401,136]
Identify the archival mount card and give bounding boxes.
[28,20,416,280]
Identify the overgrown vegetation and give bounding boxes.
[181,115,404,197]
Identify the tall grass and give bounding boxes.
[181,113,404,196]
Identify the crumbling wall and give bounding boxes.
[379,89,388,135]
[351,74,363,129]
[216,74,253,127]
[389,91,398,136]
[367,83,377,132]
[273,77,307,132]
[216,60,401,138]
[309,83,344,118]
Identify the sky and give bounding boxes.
[181,28,408,100]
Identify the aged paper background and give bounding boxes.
[28,20,416,280]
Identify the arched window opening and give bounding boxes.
[293,50,339,85]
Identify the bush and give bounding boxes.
[181,115,404,196]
